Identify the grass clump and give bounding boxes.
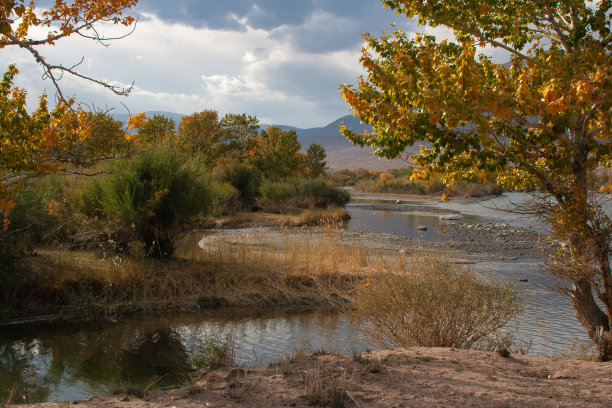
[348,255,521,350]
[111,375,163,398]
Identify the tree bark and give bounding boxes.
[570,278,610,359]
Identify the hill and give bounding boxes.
[282,115,409,170]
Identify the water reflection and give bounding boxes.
[0,308,367,403]
[347,207,454,241]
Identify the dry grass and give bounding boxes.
[213,208,349,229]
[348,255,522,350]
[12,227,395,317]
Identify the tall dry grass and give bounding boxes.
[12,228,396,317]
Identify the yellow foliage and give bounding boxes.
[380,172,395,182]
[127,112,147,130]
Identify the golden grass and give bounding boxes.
[213,208,350,229]
[12,227,395,317]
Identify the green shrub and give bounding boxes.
[81,148,210,258]
[0,177,64,264]
[225,163,262,207]
[259,178,350,209]
[259,179,295,208]
[349,255,521,350]
[0,177,65,313]
[452,182,503,197]
[208,179,239,217]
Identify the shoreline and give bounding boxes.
[21,347,612,408]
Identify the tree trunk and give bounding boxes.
[570,278,611,360]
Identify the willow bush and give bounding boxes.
[80,147,211,258]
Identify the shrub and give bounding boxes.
[452,182,503,198]
[259,178,350,210]
[224,163,262,207]
[258,179,294,208]
[0,177,64,265]
[81,148,210,258]
[208,179,239,217]
[0,177,65,313]
[349,255,521,349]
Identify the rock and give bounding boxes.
[439,214,462,220]
[417,225,428,231]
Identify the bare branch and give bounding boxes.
[4,32,133,103]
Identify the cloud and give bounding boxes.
[5,1,508,128]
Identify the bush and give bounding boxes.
[224,163,262,207]
[349,255,521,349]
[0,177,65,314]
[187,335,235,371]
[208,179,239,217]
[259,178,350,210]
[0,177,64,264]
[81,148,210,258]
[452,182,503,198]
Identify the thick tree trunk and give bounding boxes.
[570,278,611,360]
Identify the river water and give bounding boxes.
[0,193,602,402]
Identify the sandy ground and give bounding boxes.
[25,347,612,408]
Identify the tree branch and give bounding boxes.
[4,32,133,103]
[434,18,547,68]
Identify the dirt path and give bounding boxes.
[26,347,612,408]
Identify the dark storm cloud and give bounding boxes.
[134,0,315,30]
[134,0,406,52]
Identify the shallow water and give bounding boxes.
[0,309,367,402]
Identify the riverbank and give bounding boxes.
[3,192,552,323]
[21,347,612,408]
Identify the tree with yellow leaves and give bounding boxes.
[341,0,612,359]
[0,0,138,225]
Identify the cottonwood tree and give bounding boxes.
[249,126,303,180]
[0,0,138,226]
[341,0,612,358]
[303,142,327,178]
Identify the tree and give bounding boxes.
[178,110,224,166]
[0,0,138,226]
[136,114,176,146]
[1,0,137,101]
[303,142,327,179]
[341,0,612,358]
[219,113,260,161]
[249,126,303,180]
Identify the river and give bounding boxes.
[0,192,602,402]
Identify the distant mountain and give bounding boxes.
[112,112,409,170]
[112,111,184,128]
[266,115,408,170]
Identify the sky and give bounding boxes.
[2,0,504,128]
